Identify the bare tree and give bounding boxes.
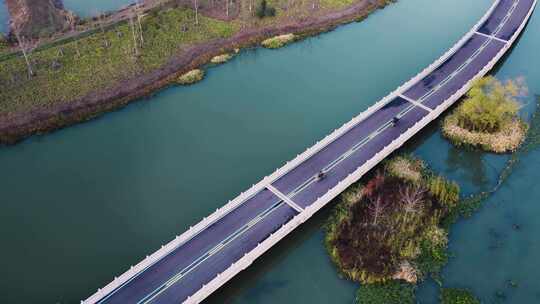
[226,0,229,17]
[368,196,386,226]
[399,185,425,222]
[136,1,145,44]
[129,13,139,57]
[13,31,35,77]
[67,13,81,57]
[193,0,199,25]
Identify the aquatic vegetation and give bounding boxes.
[177,69,205,85]
[261,34,296,49]
[356,281,415,304]
[325,156,460,285]
[440,288,480,304]
[210,53,234,64]
[442,76,528,153]
[426,175,460,209]
[447,98,540,221]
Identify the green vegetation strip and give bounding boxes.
[0,8,238,116]
[356,281,415,304]
[440,288,480,304]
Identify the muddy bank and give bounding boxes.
[0,0,381,145]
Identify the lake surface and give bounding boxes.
[0,0,539,303]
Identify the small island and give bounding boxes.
[442,76,528,153]
[177,69,205,85]
[326,156,461,302]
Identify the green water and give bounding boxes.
[0,0,539,303]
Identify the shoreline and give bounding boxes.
[0,0,381,145]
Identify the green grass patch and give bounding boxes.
[440,288,480,304]
[357,281,415,304]
[0,7,238,116]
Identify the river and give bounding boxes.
[0,0,539,303]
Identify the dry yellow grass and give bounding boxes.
[210,53,233,64]
[386,156,422,183]
[177,69,205,85]
[261,33,296,49]
[443,116,527,153]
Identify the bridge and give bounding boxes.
[83,0,537,303]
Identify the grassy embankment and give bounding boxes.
[442,76,528,153]
[0,8,237,117]
[0,0,394,121]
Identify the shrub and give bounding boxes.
[210,53,233,64]
[177,69,204,85]
[386,156,424,183]
[261,34,295,49]
[427,175,460,208]
[440,288,480,304]
[357,281,415,304]
[0,34,10,52]
[454,76,525,133]
[256,0,276,18]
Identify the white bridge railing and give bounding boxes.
[83,0,536,302]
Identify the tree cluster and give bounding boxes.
[325,156,460,284]
[455,76,525,133]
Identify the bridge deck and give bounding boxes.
[84,0,536,303]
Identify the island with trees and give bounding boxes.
[442,76,528,153]
[325,155,463,303]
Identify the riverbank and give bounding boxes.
[0,0,393,145]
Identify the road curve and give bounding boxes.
[83,0,537,303]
